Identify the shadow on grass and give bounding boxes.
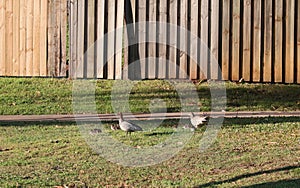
[0,121,77,127]
[241,179,300,188]
[222,117,300,127]
[144,131,174,136]
[0,117,299,127]
[195,165,300,188]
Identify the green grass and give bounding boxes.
[0,118,299,187]
[0,78,299,115]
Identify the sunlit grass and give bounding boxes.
[0,118,299,187]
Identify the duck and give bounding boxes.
[189,112,207,128]
[111,124,120,131]
[183,124,196,132]
[118,113,143,135]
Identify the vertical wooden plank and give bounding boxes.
[148,0,156,79]
[263,0,273,82]
[107,0,116,79]
[55,0,61,77]
[179,0,188,79]
[87,0,95,78]
[76,0,85,78]
[274,0,283,83]
[158,0,167,78]
[115,0,125,80]
[19,0,26,76]
[33,0,41,76]
[231,0,240,81]
[40,0,48,76]
[5,0,13,76]
[48,0,56,76]
[96,0,105,78]
[210,0,219,80]
[190,0,198,80]
[70,0,78,79]
[285,0,295,83]
[169,0,177,79]
[0,0,5,76]
[253,0,262,82]
[200,0,209,80]
[123,18,129,80]
[222,0,230,80]
[12,0,20,76]
[60,0,68,77]
[138,0,147,79]
[243,0,251,81]
[297,0,300,83]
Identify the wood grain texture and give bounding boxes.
[274,0,283,83]
[5,0,13,76]
[26,0,34,76]
[33,0,41,76]
[285,0,295,83]
[40,0,48,76]
[253,0,262,82]
[168,0,178,79]
[231,0,240,81]
[243,0,251,81]
[0,0,5,76]
[222,0,230,80]
[158,0,167,79]
[200,0,209,80]
[60,0,68,77]
[77,0,85,78]
[96,0,105,78]
[19,0,26,76]
[148,0,156,79]
[115,0,125,80]
[55,0,61,76]
[107,0,116,79]
[179,0,188,79]
[12,0,20,76]
[210,0,219,80]
[138,0,147,79]
[190,0,198,80]
[263,0,273,82]
[87,0,95,78]
[70,0,78,79]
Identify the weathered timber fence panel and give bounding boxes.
[48,0,68,77]
[70,0,124,79]
[0,0,67,77]
[0,0,299,83]
[69,0,300,83]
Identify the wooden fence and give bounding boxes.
[69,0,300,83]
[0,0,300,83]
[0,0,67,77]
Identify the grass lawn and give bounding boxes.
[0,118,299,187]
[0,78,299,115]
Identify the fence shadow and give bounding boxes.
[241,179,300,188]
[194,165,300,188]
